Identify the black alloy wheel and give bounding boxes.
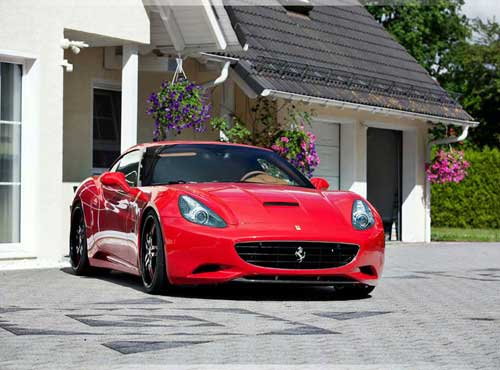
[140,212,169,294]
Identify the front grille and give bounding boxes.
[234,241,359,270]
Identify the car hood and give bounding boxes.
[163,183,354,228]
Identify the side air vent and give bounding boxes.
[263,202,299,207]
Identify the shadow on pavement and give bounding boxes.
[60,267,372,302]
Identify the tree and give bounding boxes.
[365,1,470,77]
[366,2,500,148]
[441,20,500,147]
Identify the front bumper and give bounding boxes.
[162,218,385,286]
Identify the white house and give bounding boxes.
[0,0,477,261]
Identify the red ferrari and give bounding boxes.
[70,141,385,296]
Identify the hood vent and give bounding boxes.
[263,201,299,207]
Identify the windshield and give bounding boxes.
[147,144,314,188]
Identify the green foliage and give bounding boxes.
[365,0,470,76]
[432,227,500,242]
[441,19,500,148]
[366,3,500,148]
[431,147,500,228]
[210,116,252,144]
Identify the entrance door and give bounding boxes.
[310,120,340,190]
[367,128,402,240]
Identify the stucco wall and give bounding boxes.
[63,52,223,182]
[0,0,150,258]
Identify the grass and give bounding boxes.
[432,227,500,242]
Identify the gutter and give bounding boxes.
[261,89,480,128]
[424,125,471,243]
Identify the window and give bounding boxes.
[280,0,313,17]
[93,88,121,173]
[114,150,141,187]
[0,62,22,243]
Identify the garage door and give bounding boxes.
[310,120,340,190]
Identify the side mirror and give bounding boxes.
[100,172,150,201]
[100,172,131,192]
[310,177,329,191]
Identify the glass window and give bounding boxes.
[148,144,313,188]
[0,62,22,243]
[115,150,141,187]
[92,88,121,172]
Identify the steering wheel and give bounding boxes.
[240,170,268,182]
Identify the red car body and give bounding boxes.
[71,141,385,290]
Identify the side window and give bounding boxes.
[115,151,141,187]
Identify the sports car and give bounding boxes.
[70,141,385,296]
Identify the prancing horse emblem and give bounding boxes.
[295,246,306,263]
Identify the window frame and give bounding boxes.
[91,81,121,175]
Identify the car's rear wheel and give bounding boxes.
[335,284,375,298]
[69,204,91,275]
[140,212,169,294]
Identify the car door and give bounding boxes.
[100,150,142,269]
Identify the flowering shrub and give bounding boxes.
[147,79,211,140]
[271,126,320,178]
[426,149,470,184]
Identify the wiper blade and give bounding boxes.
[167,180,188,185]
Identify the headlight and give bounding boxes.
[178,195,227,228]
[352,200,375,230]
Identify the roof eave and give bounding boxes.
[260,89,479,128]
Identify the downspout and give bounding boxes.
[424,125,470,242]
[201,61,231,91]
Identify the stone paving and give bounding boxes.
[0,243,499,370]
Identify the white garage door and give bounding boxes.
[310,120,340,190]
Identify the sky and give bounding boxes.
[462,0,500,21]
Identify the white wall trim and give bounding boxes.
[364,120,421,132]
[314,116,356,126]
[0,52,39,255]
[0,49,37,63]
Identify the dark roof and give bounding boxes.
[224,1,474,123]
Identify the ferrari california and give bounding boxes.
[70,141,385,296]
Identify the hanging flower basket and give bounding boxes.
[147,79,211,140]
[426,148,470,184]
[270,126,320,178]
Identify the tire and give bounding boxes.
[140,211,170,294]
[335,284,375,298]
[69,204,91,275]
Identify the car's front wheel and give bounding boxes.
[69,204,91,275]
[140,211,169,294]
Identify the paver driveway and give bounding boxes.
[0,243,499,370]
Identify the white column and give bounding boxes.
[352,122,368,197]
[121,44,138,153]
[401,129,426,242]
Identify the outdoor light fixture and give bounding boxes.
[60,59,73,72]
[60,38,89,55]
